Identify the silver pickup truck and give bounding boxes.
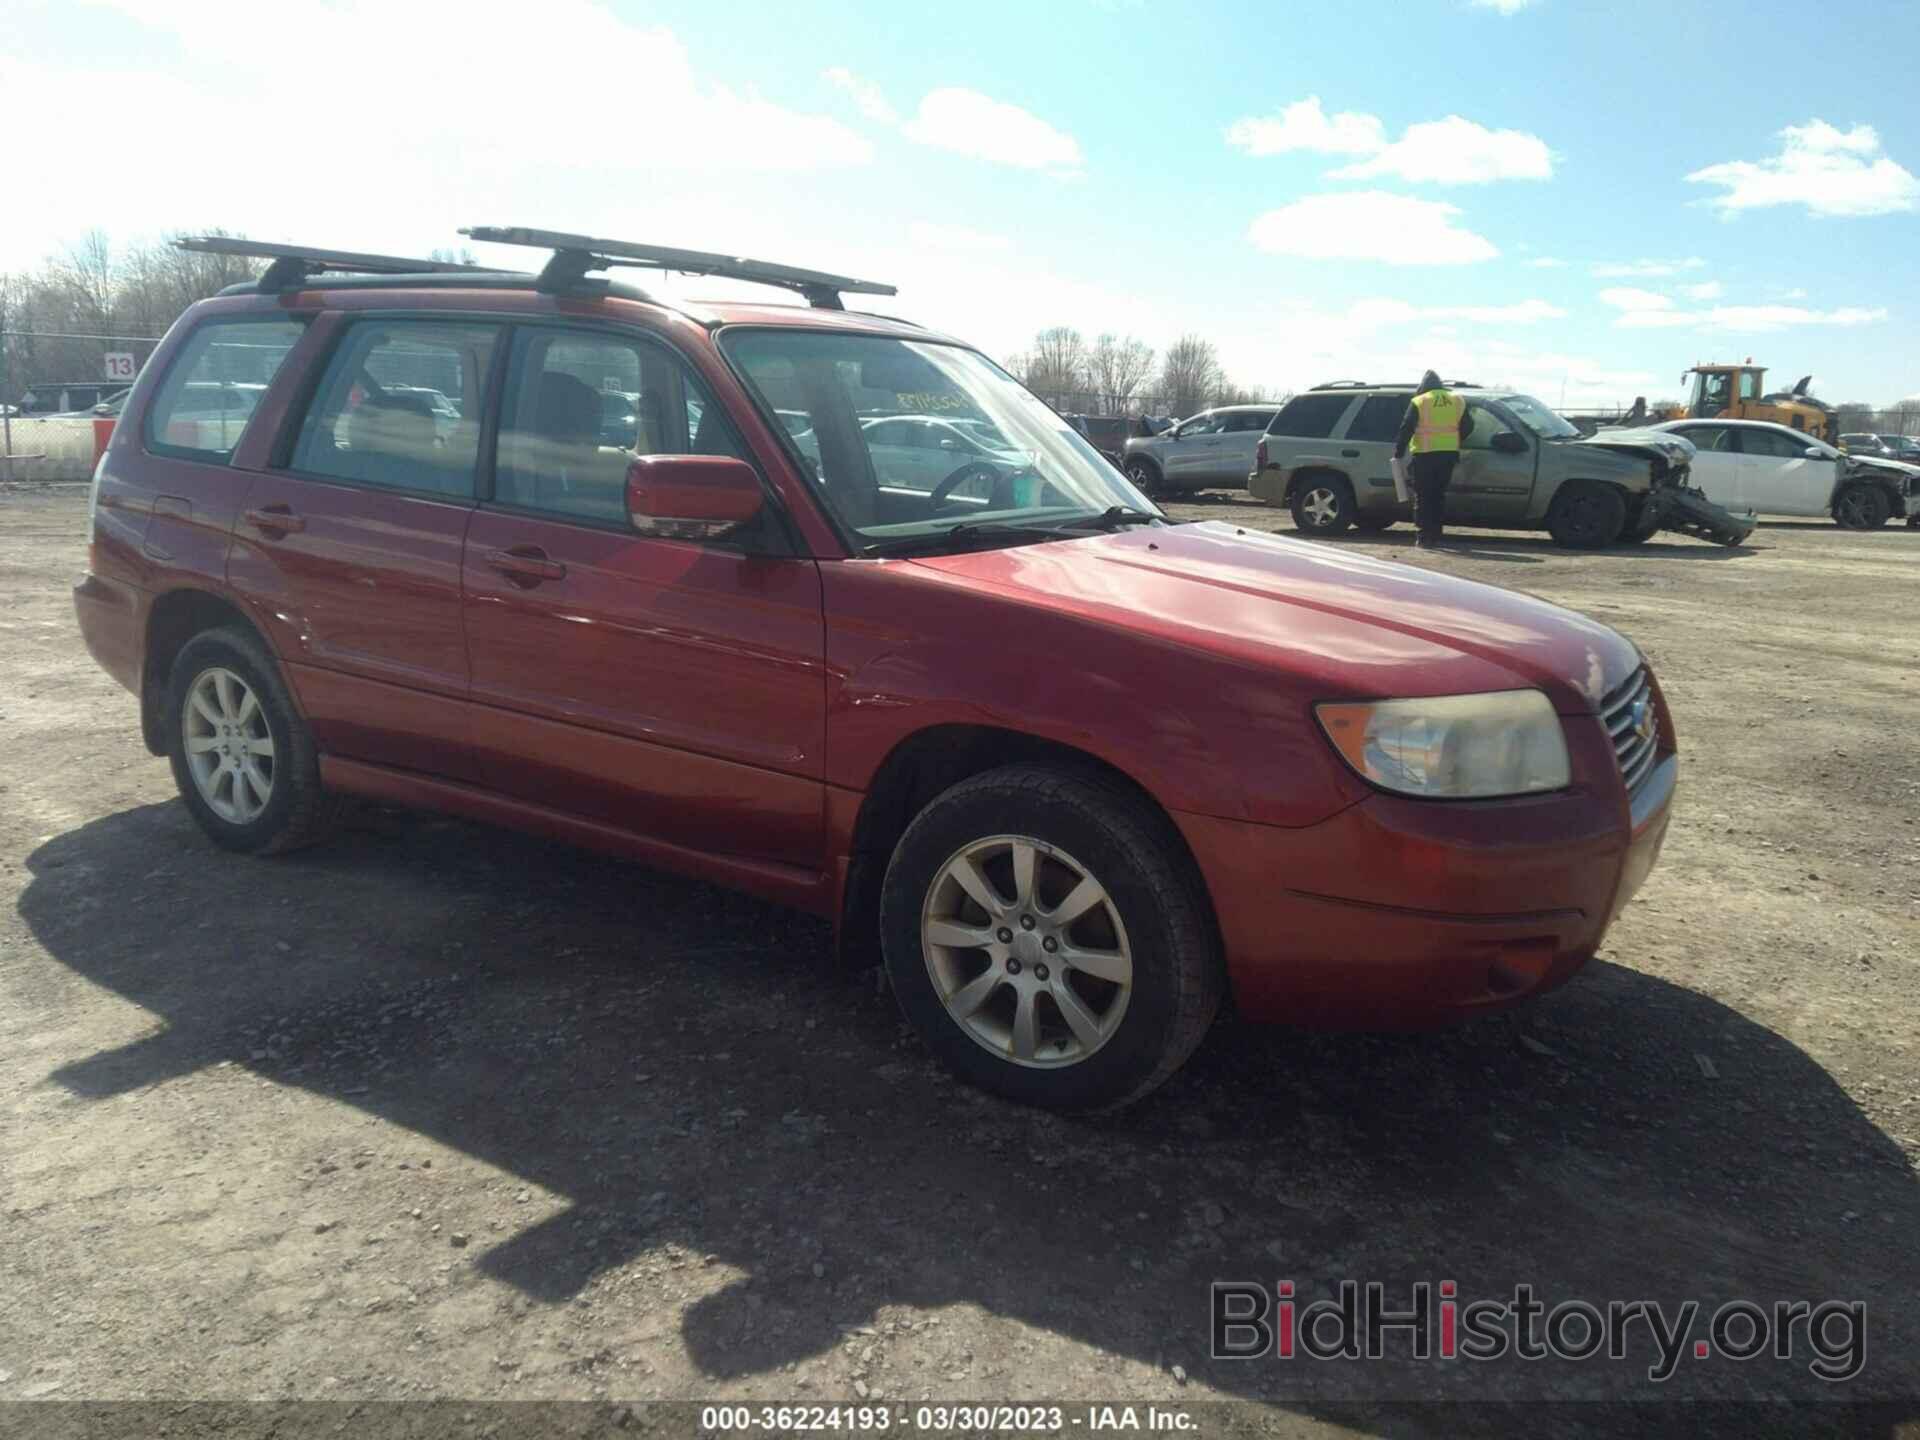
[1248,382,1748,547]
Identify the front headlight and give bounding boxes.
[1315,689,1571,799]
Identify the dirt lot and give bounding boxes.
[3,486,1917,1432]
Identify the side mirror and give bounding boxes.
[939,437,962,451]
[625,454,763,539]
[1805,446,1826,459]
[1490,431,1528,455]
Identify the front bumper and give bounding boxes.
[1176,731,1676,1030]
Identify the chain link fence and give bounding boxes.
[2,328,167,481]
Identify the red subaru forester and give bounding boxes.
[74,230,1676,1111]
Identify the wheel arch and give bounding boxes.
[1284,464,1355,506]
[836,723,1222,975]
[1123,452,1163,485]
[141,588,279,755]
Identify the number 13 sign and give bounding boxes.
[103,353,138,382]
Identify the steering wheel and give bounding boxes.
[927,460,1013,512]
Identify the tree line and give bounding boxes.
[1006,327,1280,419]
[1,231,265,405]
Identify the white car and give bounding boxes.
[1651,418,1920,530]
[861,414,1028,494]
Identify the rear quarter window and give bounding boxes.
[1344,394,1409,443]
[145,318,306,462]
[1269,393,1357,440]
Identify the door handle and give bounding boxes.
[1341,449,1360,458]
[485,547,567,582]
[244,506,305,534]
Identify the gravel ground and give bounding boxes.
[2,485,1917,1433]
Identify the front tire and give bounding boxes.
[1833,483,1891,530]
[1125,457,1163,498]
[166,627,337,854]
[1546,481,1628,548]
[1290,475,1356,535]
[879,765,1223,1112]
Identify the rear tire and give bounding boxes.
[1289,475,1357,535]
[879,764,1223,1112]
[1833,483,1891,530]
[166,627,339,854]
[1546,481,1628,549]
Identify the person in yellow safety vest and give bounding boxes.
[1393,370,1474,548]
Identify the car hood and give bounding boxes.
[1578,427,1696,467]
[1848,454,1920,481]
[910,522,1641,713]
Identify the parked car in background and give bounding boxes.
[1253,382,1702,547]
[1880,434,1920,463]
[1121,403,1278,495]
[1652,419,1920,528]
[1839,432,1892,458]
[1063,414,1130,469]
[76,229,1678,1111]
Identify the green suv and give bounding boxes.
[1249,382,1700,548]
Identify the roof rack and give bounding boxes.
[459,225,897,310]
[1310,378,1483,392]
[1311,380,1371,390]
[174,236,508,293]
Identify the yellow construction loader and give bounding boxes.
[1661,362,1836,442]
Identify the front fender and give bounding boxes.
[819,560,1367,829]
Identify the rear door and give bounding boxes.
[460,323,827,870]
[1738,426,1837,515]
[1671,424,1740,508]
[1337,394,1408,511]
[1213,409,1277,482]
[227,315,499,780]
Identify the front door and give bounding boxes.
[461,324,827,871]
[226,316,500,780]
[1450,402,1536,524]
[1737,426,1839,516]
[1163,411,1226,484]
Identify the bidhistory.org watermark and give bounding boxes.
[1211,1280,1867,1383]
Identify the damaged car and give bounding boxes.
[1251,382,1754,547]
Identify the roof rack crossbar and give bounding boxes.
[174,236,506,292]
[459,225,897,310]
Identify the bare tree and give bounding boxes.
[1022,326,1089,400]
[1087,334,1154,413]
[1157,334,1221,418]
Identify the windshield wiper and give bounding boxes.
[1055,505,1163,531]
[862,521,1066,557]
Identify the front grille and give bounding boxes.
[1600,668,1660,793]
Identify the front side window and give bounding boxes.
[1460,403,1507,451]
[1745,427,1826,460]
[721,329,1153,550]
[146,318,305,462]
[1177,412,1225,437]
[493,327,752,530]
[290,320,499,497]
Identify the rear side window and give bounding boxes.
[145,319,305,462]
[1344,394,1409,443]
[289,321,501,498]
[1742,428,1810,460]
[1222,410,1274,433]
[1269,393,1355,440]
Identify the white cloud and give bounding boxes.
[901,88,1083,173]
[1228,100,1551,184]
[1332,115,1554,184]
[1226,97,1385,157]
[907,222,1013,253]
[1523,257,1567,268]
[1598,288,1674,312]
[1682,281,1724,301]
[1248,192,1499,265]
[1687,120,1920,217]
[1471,0,1538,12]
[823,66,897,125]
[1346,297,1566,329]
[1591,258,1706,277]
[1614,303,1888,333]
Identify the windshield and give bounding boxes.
[1497,393,1581,439]
[721,330,1156,550]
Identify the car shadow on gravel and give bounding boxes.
[19,802,1920,1417]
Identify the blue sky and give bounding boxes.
[8,0,1918,406]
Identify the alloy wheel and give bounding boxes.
[182,666,276,824]
[1302,486,1341,527]
[920,835,1133,1069]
